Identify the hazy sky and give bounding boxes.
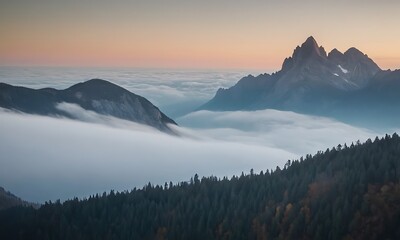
[1,0,399,70]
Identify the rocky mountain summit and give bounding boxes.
[201,37,399,129]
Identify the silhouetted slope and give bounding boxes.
[0,79,176,132]
[0,187,38,211]
[1,133,399,239]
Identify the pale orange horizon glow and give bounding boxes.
[1,0,399,71]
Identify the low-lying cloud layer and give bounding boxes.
[0,106,380,203]
[0,68,385,204]
[55,102,157,132]
[0,109,295,203]
[177,110,378,155]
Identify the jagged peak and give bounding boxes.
[282,36,326,71]
[343,47,381,70]
[344,47,365,57]
[281,57,294,71]
[328,48,343,57]
[293,36,327,59]
[327,48,345,62]
[304,36,318,47]
[319,46,327,57]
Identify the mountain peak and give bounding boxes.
[202,37,391,124]
[303,36,318,47]
[0,80,177,133]
[282,36,326,71]
[74,79,119,88]
[83,78,111,85]
[328,48,343,56]
[344,47,369,59]
[67,79,129,97]
[295,36,326,59]
[327,48,345,63]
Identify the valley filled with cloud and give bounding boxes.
[0,108,295,202]
[0,68,386,203]
[0,105,378,203]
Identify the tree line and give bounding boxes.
[1,134,400,239]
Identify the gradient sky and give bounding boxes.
[1,0,399,70]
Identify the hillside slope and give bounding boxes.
[0,187,38,211]
[0,79,177,133]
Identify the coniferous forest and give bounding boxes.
[1,134,400,240]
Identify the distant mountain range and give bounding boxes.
[0,79,176,133]
[201,36,400,129]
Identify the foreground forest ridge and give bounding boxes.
[1,134,400,239]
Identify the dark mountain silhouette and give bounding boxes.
[201,36,398,129]
[1,133,399,239]
[0,187,39,211]
[0,79,177,133]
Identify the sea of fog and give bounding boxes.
[0,67,382,203]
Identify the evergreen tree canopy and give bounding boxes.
[1,133,400,240]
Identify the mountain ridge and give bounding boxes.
[0,187,39,211]
[200,37,398,129]
[0,79,177,133]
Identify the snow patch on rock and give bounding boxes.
[338,65,349,74]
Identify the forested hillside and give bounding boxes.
[0,187,38,211]
[1,134,400,240]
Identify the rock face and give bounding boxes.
[277,36,380,92]
[201,37,399,129]
[0,79,177,133]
